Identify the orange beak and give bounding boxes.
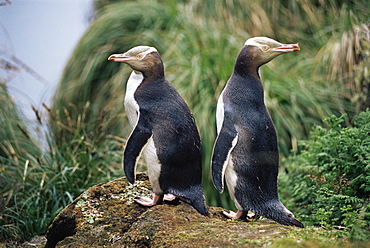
[108,54,131,62]
[273,43,300,52]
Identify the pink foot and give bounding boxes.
[163,193,176,201]
[223,210,257,221]
[223,210,245,219]
[247,212,258,219]
[135,193,177,207]
[135,196,158,206]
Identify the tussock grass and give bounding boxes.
[1,102,124,241]
[0,84,40,160]
[318,22,370,113]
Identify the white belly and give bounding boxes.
[124,71,142,127]
[224,135,241,210]
[225,155,242,210]
[142,137,162,194]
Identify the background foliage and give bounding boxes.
[0,0,369,243]
[280,111,370,241]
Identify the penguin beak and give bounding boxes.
[272,43,300,53]
[108,54,132,62]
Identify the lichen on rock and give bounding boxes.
[45,172,298,247]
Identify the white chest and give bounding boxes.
[124,71,143,127]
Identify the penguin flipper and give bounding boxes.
[211,123,238,193]
[124,119,152,184]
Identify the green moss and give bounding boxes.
[272,238,370,248]
[43,173,370,247]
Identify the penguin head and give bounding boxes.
[108,46,164,75]
[241,37,300,67]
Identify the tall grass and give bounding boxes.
[1,0,369,241]
[0,56,124,241]
[0,102,124,241]
[0,85,40,160]
[0,87,40,240]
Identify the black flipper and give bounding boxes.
[123,115,152,184]
[211,121,238,193]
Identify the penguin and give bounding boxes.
[211,37,304,227]
[108,46,207,216]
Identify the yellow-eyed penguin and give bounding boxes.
[211,37,304,227]
[108,46,207,216]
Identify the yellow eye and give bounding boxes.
[137,53,143,59]
[261,45,270,51]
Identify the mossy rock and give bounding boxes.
[44,172,301,247]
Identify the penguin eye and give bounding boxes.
[261,45,270,51]
[136,53,144,59]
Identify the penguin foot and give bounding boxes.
[163,193,176,201]
[135,193,177,206]
[222,210,243,219]
[135,196,157,206]
[247,212,259,219]
[223,210,256,221]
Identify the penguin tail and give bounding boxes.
[289,218,304,228]
[261,201,305,228]
[191,200,208,216]
[170,187,208,216]
[179,195,208,216]
[276,217,304,228]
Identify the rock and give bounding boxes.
[45,172,299,247]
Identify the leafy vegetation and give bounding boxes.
[0,0,369,244]
[280,111,370,241]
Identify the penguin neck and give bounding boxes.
[234,52,262,81]
[140,63,165,82]
[232,58,264,97]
